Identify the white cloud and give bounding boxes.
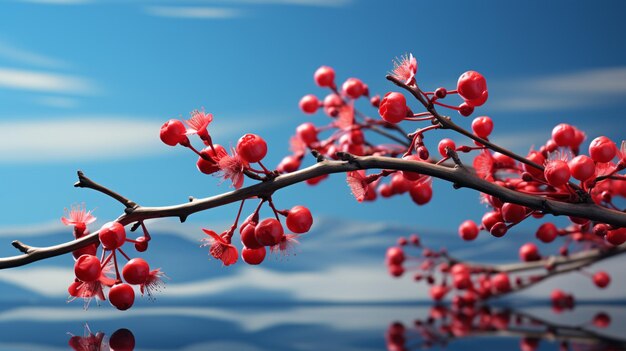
[0,267,71,297]
[0,117,161,162]
[0,115,269,163]
[0,40,66,68]
[35,96,79,108]
[0,68,97,94]
[490,66,626,111]
[0,220,64,238]
[145,6,243,19]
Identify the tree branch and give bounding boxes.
[1,154,625,269]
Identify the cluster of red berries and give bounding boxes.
[386,304,612,351]
[381,69,488,124]
[160,110,271,189]
[202,203,314,266]
[63,207,162,311]
[160,109,316,267]
[385,233,613,306]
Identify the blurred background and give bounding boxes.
[0,0,625,349]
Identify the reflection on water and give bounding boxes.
[387,305,626,351]
[68,324,135,351]
[0,302,624,350]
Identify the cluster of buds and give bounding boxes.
[385,233,613,306]
[160,110,315,267]
[63,206,163,311]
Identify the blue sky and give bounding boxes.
[0,0,625,241]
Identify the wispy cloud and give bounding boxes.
[490,66,626,111]
[0,68,97,94]
[0,115,268,163]
[0,117,160,163]
[35,96,79,108]
[145,6,243,19]
[0,40,66,68]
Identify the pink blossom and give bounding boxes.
[68,265,115,310]
[218,148,248,189]
[61,204,96,232]
[390,53,417,85]
[201,229,238,266]
[347,170,369,202]
[270,234,300,257]
[185,109,213,140]
[140,268,167,299]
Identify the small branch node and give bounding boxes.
[12,240,32,254]
[311,149,326,163]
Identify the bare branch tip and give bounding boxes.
[11,240,31,254]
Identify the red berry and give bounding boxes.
[605,228,626,246]
[457,71,487,101]
[490,222,508,237]
[536,222,558,243]
[388,264,404,278]
[386,247,405,265]
[589,136,617,163]
[109,283,135,311]
[544,160,570,187]
[519,243,541,262]
[74,254,101,282]
[409,181,432,205]
[593,312,611,328]
[458,102,474,117]
[286,205,313,234]
[72,243,98,260]
[458,220,479,241]
[390,173,413,194]
[593,271,611,288]
[122,258,150,285]
[569,155,595,181]
[378,92,408,124]
[501,203,527,223]
[254,218,284,246]
[299,94,320,114]
[429,285,449,301]
[482,211,503,231]
[277,155,302,173]
[109,328,136,351]
[134,236,148,252]
[159,119,188,146]
[551,123,575,147]
[99,222,126,250]
[306,174,328,185]
[296,122,318,146]
[314,66,335,87]
[242,246,267,265]
[240,222,262,249]
[523,151,546,179]
[236,133,267,163]
[401,155,422,181]
[492,152,516,168]
[471,116,493,139]
[342,78,365,99]
[491,273,511,293]
[197,144,227,175]
[435,87,447,99]
[465,90,489,107]
[438,138,456,158]
[370,95,380,107]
